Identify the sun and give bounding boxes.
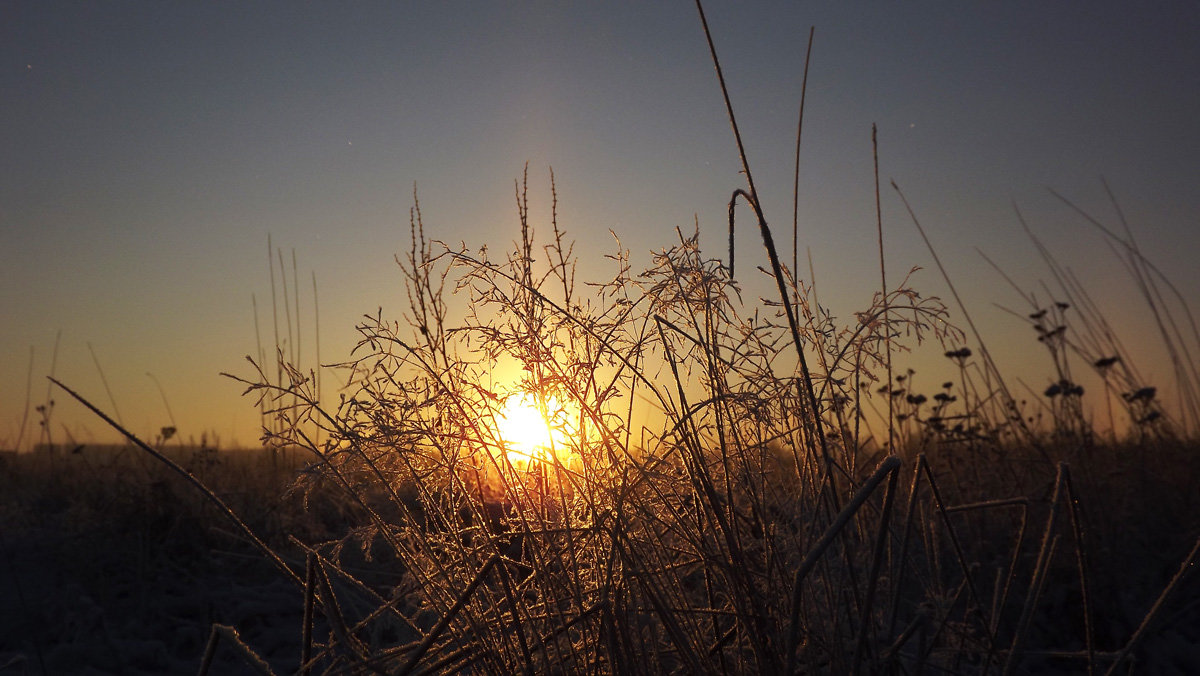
[495,392,570,465]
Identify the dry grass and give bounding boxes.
[9,181,1200,674]
[7,5,1200,675]
[205,164,1197,673]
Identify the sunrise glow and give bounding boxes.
[495,392,573,465]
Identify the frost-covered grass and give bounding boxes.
[7,203,1199,673]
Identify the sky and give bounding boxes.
[3,1,1198,449]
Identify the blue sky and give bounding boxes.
[4,2,1198,447]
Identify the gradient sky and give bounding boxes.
[4,2,1198,448]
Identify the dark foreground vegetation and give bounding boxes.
[2,426,1198,674]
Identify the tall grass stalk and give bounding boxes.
[790,25,815,285]
[29,329,64,458]
[86,341,123,429]
[873,125,895,454]
[15,345,34,452]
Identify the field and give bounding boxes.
[1,446,319,674]
[3,432,1200,674]
[5,10,1200,676]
